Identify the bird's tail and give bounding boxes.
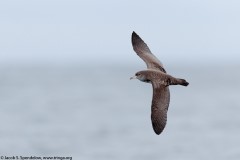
[179,79,189,86]
[169,78,189,86]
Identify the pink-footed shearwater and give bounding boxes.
[130,31,189,135]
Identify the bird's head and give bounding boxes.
[130,71,151,83]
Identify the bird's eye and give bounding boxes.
[136,73,140,76]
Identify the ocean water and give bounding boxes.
[0,65,239,159]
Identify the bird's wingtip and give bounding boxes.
[131,31,141,45]
[155,131,161,135]
[132,31,137,37]
[153,128,163,135]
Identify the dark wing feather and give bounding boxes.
[131,31,166,73]
[151,82,170,135]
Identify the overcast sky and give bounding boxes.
[0,0,239,67]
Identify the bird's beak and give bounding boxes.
[130,76,137,80]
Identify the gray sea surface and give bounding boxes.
[0,65,239,159]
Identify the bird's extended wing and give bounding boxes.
[131,31,166,73]
[151,82,170,135]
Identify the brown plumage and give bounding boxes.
[130,31,189,135]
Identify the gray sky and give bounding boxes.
[0,0,240,67]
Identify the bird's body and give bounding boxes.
[130,31,189,135]
[134,69,188,87]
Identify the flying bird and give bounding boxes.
[130,31,189,135]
